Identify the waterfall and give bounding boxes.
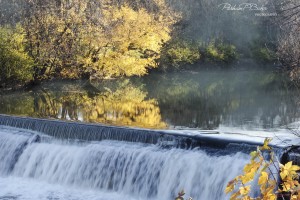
[0,114,171,144]
[1,115,296,200]
[0,126,40,175]
[0,125,251,200]
[0,129,29,175]
[0,114,262,150]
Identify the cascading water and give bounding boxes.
[0,124,251,200]
[0,128,31,175]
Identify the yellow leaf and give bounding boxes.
[225,178,238,193]
[258,172,268,185]
[285,161,293,170]
[241,168,256,184]
[250,151,259,159]
[239,186,251,196]
[244,160,260,174]
[260,138,272,150]
[230,191,240,200]
[225,183,235,194]
[280,170,289,180]
[290,165,300,171]
[268,194,276,200]
[291,195,297,200]
[280,161,300,181]
[281,182,291,192]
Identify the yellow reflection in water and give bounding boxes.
[82,82,167,129]
[29,81,167,129]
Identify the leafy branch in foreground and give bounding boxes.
[225,138,300,200]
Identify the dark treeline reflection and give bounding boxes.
[140,69,300,129]
[0,69,299,130]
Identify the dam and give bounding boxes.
[0,114,299,200]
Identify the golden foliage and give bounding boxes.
[82,3,177,78]
[225,138,300,200]
[23,0,179,79]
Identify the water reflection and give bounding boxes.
[0,69,299,130]
[142,70,300,129]
[0,80,166,129]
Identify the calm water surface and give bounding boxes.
[0,69,299,130]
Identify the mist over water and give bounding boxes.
[168,0,277,48]
[0,0,278,52]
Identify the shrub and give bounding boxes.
[204,41,238,64]
[252,47,277,63]
[0,24,34,86]
[161,39,201,67]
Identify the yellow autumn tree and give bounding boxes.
[80,1,179,78]
[23,0,88,79]
[22,0,179,80]
[225,138,300,200]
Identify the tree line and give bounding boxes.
[0,0,299,87]
[0,0,178,86]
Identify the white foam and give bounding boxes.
[0,177,138,200]
[0,127,250,200]
[163,125,300,147]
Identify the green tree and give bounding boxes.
[161,39,201,68]
[0,24,34,86]
[204,40,238,64]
